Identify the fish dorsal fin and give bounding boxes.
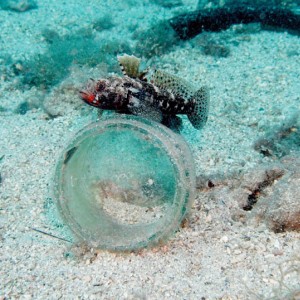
[117,54,142,79]
[151,69,194,100]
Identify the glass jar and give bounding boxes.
[53,115,195,251]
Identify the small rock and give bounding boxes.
[15,101,30,115]
[272,248,283,256]
[202,43,230,58]
[92,15,115,31]
[220,236,229,243]
[245,156,300,233]
[0,0,37,12]
[83,275,91,282]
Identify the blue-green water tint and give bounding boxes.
[2,0,299,90]
[1,0,299,251]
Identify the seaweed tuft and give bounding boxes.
[19,29,131,89]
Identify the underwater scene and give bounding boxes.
[0,0,300,298]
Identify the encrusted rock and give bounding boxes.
[245,156,300,232]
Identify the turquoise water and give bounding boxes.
[0,1,299,228]
[1,0,299,152]
[1,1,299,91]
[0,0,300,297]
[1,0,299,241]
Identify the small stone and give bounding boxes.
[92,15,115,31]
[202,43,230,58]
[272,248,283,256]
[83,275,91,282]
[15,63,23,71]
[0,0,37,12]
[16,102,30,115]
[205,214,212,223]
[221,236,229,243]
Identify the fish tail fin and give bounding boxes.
[188,86,209,129]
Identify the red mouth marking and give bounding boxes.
[80,90,96,104]
[80,79,105,107]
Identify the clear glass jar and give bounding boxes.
[53,115,195,251]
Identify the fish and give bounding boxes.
[80,54,209,130]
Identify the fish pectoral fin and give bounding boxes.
[188,86,210,129]
[128,103,163,123]
[162,115,183,132]
[97,109,104,119]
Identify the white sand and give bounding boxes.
[0,0,300,299]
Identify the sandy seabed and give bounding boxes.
[0,0,300,299]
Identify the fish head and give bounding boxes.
[80,79,108,108]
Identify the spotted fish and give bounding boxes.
[80,55,209,130]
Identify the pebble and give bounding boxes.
[233,249,242,255]
[0,0,37,12]
[205,214,212,223]
[221,236,229,243]
[272,248,283,256]
[82,275,91,283]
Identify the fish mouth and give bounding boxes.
[80,78,111,107]
[79,78,100,107]
[79,90,96,104]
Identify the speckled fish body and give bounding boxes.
[81,76,195,116]
[80,55,209,129]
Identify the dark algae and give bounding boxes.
[170,6,300,40]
